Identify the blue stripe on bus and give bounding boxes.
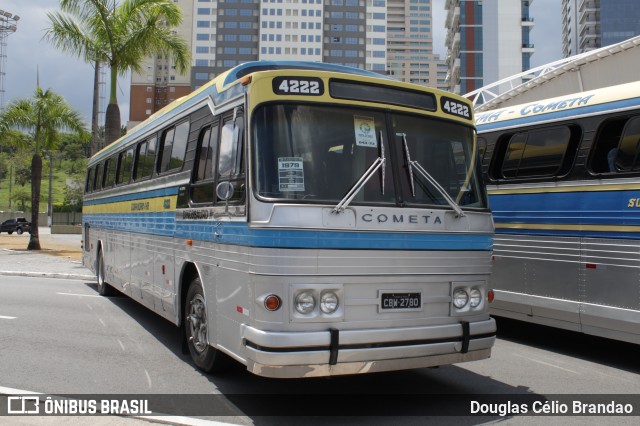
[476,97,640,132]
[490,190,640,238]
[83,213,492,251]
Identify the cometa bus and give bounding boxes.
[83,61,495,378]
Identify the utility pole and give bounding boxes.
[91,60,100,155]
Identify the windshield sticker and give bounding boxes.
[278,157,305,192]
[354,116,377,148]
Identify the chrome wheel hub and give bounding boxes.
[187,294,208,353]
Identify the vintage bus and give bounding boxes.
[476,81,640,344]
[83,61,495,378]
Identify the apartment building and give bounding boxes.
[562,0,640,57]
[444,0,535,95]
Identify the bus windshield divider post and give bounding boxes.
[400,133,465,218]
[332,132,386,214]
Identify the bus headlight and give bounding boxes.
[452,288,469,309]
[320,291,339,314]
[469,288,482,308]
[295,291,316,314]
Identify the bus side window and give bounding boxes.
[158,120,190,174]
[499,126,573,179]
[104,156,117,188]
[134,137,156,180]
[117,148,134,185]
[93,162,103,191]
[190,124,219,205]
[85,167,94,193]
[589,118,627,174]
[614,117,640,172]
[216,111,244,203]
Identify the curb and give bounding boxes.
[0,270,94,281]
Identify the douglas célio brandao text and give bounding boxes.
[470,400,634,416]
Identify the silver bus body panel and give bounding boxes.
[490,233,640,344]
[85,197,495,375]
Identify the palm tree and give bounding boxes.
[0,87,86,250]
[45,0,189,150]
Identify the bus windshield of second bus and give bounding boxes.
[252,103,486,210]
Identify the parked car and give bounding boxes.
[0,218,31,235]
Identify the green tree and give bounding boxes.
[45,0,189,150]
[11,186,30,213]
[13,153,32,187]
[59,132,90,161]
[0,129,29,183]
[0,86,86,250]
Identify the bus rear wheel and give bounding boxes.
[184,277,228,373]
[96,248,115,296]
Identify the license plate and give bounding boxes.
[380,292,422,311]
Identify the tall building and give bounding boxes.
[386,0,448,90]
[444,0,535,95]
[130,0,448,124]
[562,0,640,58]
[129,0,193,123]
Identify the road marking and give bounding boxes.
[144,369,152,389]
[0,315,16,320]
[0,385,40,395]
[56,292,101,298]
[98,318,106,327]
[117,339,125,352]
[513,353,580,374]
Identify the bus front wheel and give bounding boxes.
[184,277,227,373]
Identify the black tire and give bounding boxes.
[96,248,115,296]
[7,231,12,235]
[184,277,228,373]
[16,228,23,235]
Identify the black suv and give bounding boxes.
[0,218,31,235]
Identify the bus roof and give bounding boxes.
[92,61,391,160]
[221,60,393,85]
[475,81,640,133]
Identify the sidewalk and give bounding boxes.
[0,228,94,281]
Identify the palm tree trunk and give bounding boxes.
[28,153,42,251]
[105,103,121,146]
[105,66,121,146]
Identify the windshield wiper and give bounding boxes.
[400,133,465,218]
[333,131,386,214]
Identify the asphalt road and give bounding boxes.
[1,275,639,425]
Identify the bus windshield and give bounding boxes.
[252,103,486,209]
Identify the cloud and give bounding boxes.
[2,0,129,126]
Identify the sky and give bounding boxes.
[1,0,562,128]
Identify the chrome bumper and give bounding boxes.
[241,318,496,378]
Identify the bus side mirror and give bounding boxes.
[216,181,235,201]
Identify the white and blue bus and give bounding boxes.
[83,61,495,378]
[476,81,640,344]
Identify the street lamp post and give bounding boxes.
[0,9,19,107]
